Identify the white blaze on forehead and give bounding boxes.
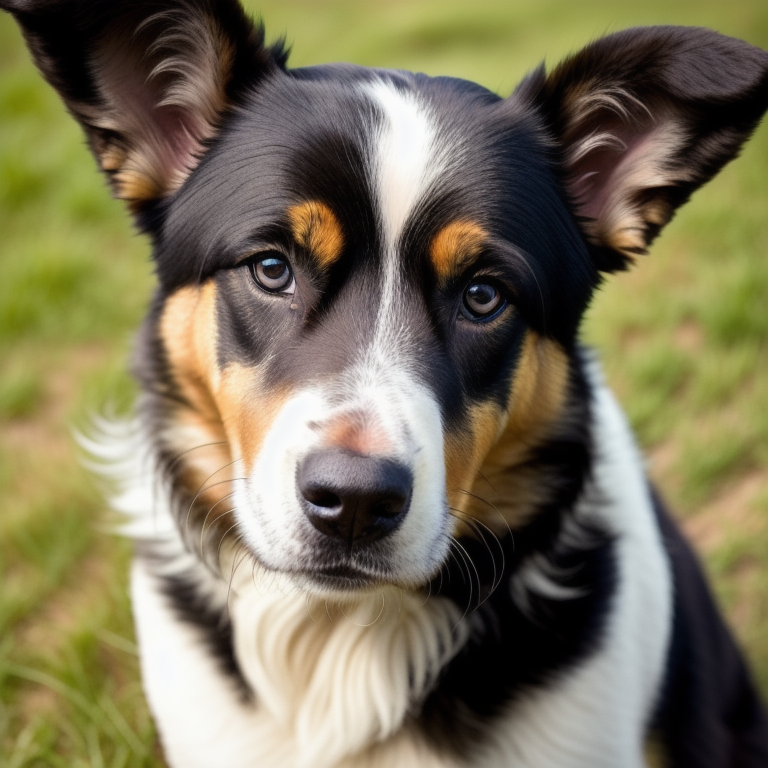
[365,79,445,251]
[363,79,450,354]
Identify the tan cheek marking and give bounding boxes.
[444,401,507,537]
[162,284,214,411]
[503,331,570,439]
[161,281,222,398]
[429,221,487,284]
[161,287,292,517]
[448,332,571,534]
[216,363,292,476]
[160,283,236,522]
[287,201,345,270]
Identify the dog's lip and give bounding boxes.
[314,564,371,581]
[298,563,384,590]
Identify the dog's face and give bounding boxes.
[7,0,768,593]
[154,69,596,590]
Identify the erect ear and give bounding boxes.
[515,27,768,272]
[1,0,286,212]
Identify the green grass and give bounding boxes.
[1,1,767,764]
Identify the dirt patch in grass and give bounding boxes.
[15,551,111,651]
[11,545,125,725]
[2,342,108,446]
[681,469,767,554]
[673,320,704,353]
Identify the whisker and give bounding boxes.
[449,508,506,607]
[446,541,470,621]
[217,521,242,563]
[457,488,514,549]
[199,491,239,554]
[339,592,386,627]
[153,440,229,521]
[449,509,499,607]
[201,506,237,562]
[305,592,321,624]
[225,544,250,608]
[164,440,229,475]
[419,574,433,607]
[183,459,243,534]
[451,537,480,623]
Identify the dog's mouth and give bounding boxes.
[302,564,377,591]
[278,554,405,592]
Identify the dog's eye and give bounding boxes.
[462,280,506,321]
[249,252,295,294]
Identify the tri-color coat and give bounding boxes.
[4,1,768,766]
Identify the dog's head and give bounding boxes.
[7,0,768,593]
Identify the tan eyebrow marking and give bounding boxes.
[429,220,488,283]
[287,200,345,270]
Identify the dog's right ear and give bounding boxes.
[1,0,286,212]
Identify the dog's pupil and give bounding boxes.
[261,259,286,280]
[257,258,289,288]
[466,283,498,312]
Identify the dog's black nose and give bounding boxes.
[297,449,412,545]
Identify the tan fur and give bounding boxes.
[444,401,507,536]
[217,363,291,476]
[287,201,345,270]
[429,220,487,284]
[158,284,238,543]
[159,283,292,514]
[453,332,571,533]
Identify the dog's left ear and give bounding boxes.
[1,0,286,213]
[515,27,768,272]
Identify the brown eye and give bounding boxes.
[462,280,506,321]
[249,252,295,293]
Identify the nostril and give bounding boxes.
[370,493,407,519]
[303,487,342,510]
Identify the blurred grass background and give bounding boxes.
[1,0,767,764]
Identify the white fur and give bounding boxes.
[364,80,446,277]
[131,558,468,768]
[363,80,451,351]
[228,570,467,767]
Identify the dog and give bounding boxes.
[4,1,768,766]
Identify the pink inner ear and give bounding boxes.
[91,27,223,199]
[568,121,661,222]
[152,103,208,183]
[110,68,203,173]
